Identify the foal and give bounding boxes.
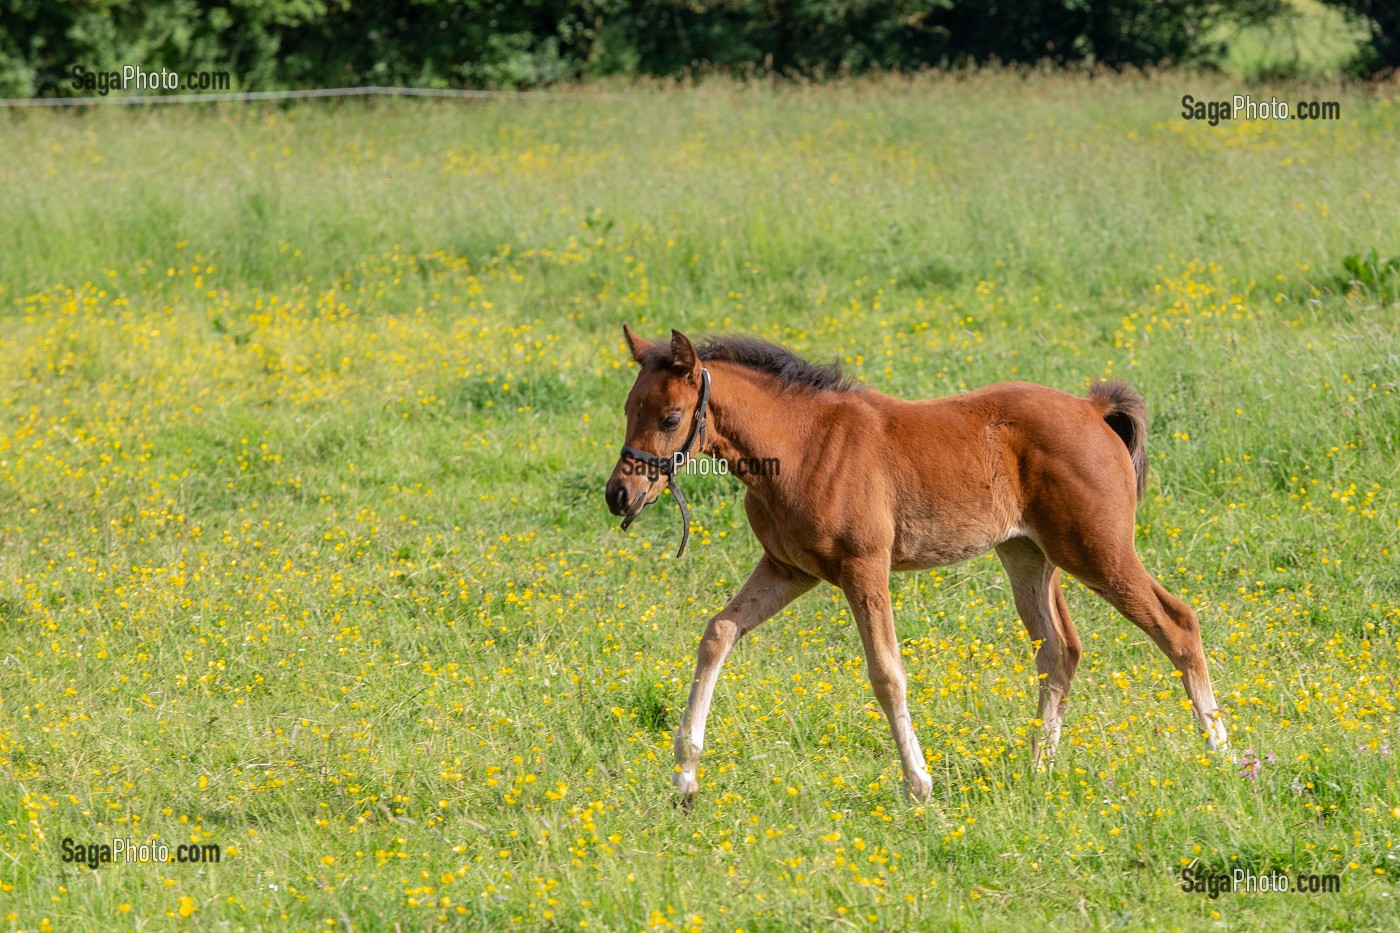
[604,327,1229,804]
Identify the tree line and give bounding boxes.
[1,1,1394,97]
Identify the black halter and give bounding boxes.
[618,368,711,558]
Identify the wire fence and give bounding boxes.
[0,85,629,108]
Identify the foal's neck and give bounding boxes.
[701,362,824,494]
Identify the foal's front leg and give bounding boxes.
[842,558,933,803]
[673,556,815,804]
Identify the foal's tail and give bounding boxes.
[1087,380,1148,500]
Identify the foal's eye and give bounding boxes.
[661,414,682,430]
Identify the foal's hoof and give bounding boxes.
[903,773,933,804]
[673,772,699,810]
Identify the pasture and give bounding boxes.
[1,72,1398,931]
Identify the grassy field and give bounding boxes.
[1,72,1398,932]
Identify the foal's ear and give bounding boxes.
[670,329,699,375]
[622,324,653,364]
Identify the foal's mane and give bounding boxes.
[693,335,866,393]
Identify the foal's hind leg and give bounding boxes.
[673,556,816,804]
[1043,537,1229,752]
[1132,575,1230,751]
[996,538,1082,768]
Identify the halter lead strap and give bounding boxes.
[618,368,711,558]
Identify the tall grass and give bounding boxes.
[0,72,1397,932]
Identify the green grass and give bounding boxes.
[0,72,1398,932]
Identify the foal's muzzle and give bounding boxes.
[606,482,630,516]
[604,467,659,529]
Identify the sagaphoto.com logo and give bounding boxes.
[1178,863,1341,898]
[618,454,781,482]
[1180,93,1341,127]
[61,836,222,869]
[70,64,232,97]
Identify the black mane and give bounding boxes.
[693,334,865,393]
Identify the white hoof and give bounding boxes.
[673,771,699,801]
[903,772,933,804]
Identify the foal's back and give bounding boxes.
[817,381,1140,573]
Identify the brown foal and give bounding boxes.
[604,327,1229,805]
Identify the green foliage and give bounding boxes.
[0,0,324,96]
[1340,248,1400,299]
[1316,0,1400,74]
[617,0,1263,73]
[1221,0,1368,82]
[0,0,1290,96]
[630,680,674,733]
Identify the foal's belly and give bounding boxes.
[753,502,1021,579]
[745,457,1023,578]
[889,515,1019,571]
[886,431,1024,571]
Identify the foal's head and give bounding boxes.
[604,326,707,525]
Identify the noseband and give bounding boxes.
[618,368,711,558]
